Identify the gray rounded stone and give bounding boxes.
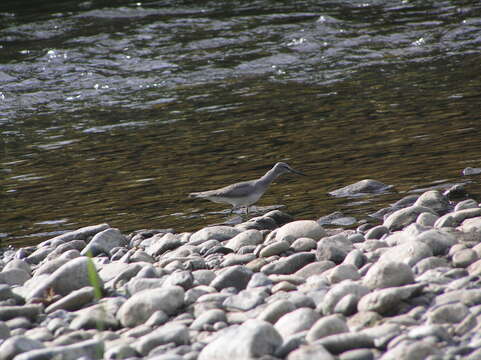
[316,234,353,264]
[210,265,253,291]
[416,212,439,227]
[261,252,315,275]
[413,190,449,214]
[275,220,326,244]
[28,256,103,301]
[259,241,290,257]
[326,264,361,284]
[452,248,478,268]
[274,307,320,338]
[384,205,436,231]
[290,237,317,252]
[190,309,226,330]
[427,302,470,324]
[363,261,414,289]
[455,199,479,211]
[0,269,30,286]
[365,225,389,240]
[329,179,392,197]
[321,281,369,315]
[118,286,184,327]
[81,228,126,256]
[225,230,263,252]
[287,342,334,360]
[0,335,44,360]
[133,323,189,356]
[189,226,241,244]
[259,300,296,324]
[3,259,31,275]
[378,241,432,267]
[306,314,349,342]
[198,319,282,360]
[316,332,375,354]
[357,284,424,315]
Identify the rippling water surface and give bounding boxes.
[1,0,481,246]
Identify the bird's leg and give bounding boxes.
[245,206,249,215]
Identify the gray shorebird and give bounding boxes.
[189,162,306,214]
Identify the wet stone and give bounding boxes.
[413,190,450,214]
[329,179,392,197]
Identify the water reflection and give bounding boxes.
[1,1,481,246]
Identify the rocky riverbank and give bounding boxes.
[1,184,481,360]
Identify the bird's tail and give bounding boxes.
[189,192,202,199]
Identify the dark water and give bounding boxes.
[1,0,481,246]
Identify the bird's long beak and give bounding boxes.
[289,167,306,176]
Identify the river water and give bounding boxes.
[1,0,481,246]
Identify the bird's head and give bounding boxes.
[273,162,306,176]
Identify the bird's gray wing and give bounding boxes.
[206,181,256,198]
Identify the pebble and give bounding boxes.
[306,314,349,342]
[0,335,44,360]
[316,234,353,263]
[259,240,290,257]
[15,339,104,360]
[225,229,263,252]
[4,190,481,359]
[261,252,315,275]
[275,220,326,244]
[210,265,253,291]
[329,179,392,197]
[384,206,436,231]
[363,261,414,289]
[189,226,241,244]
[81,228,126,256]
[258,300,296,324]
[274,307,320,338]
[198,319,282,360]
[118,286,184,327]
[28,256,103,301]
[133,323,189,356]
